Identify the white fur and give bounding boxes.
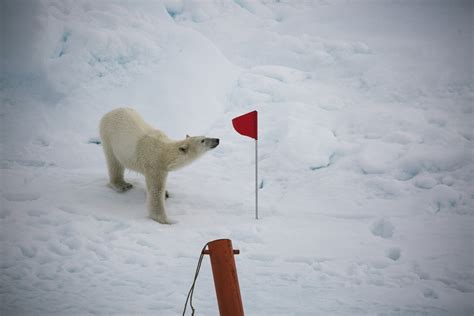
[100,108,219,224]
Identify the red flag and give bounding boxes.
[232,110,258,140]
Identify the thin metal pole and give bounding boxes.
[255,139,258,220]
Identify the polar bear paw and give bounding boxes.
[150,214,176,225]
[109,181,133,192]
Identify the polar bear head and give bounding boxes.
[167,135,219,171]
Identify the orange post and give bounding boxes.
[203,239,244,316]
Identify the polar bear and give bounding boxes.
[99,108,219,224]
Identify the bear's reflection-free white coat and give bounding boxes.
[99,108,219,224]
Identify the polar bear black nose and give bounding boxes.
[210,138,219,148]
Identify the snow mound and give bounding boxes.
[2,0,240,166]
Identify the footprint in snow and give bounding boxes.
[385,247,401,261]
[65,264,83,273]
[19,245,37,258]
[370,218,394,239]
[423,288,439,299]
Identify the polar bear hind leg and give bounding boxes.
[102,141,133,192]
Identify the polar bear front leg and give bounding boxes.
[145,172,172,224]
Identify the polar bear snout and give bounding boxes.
[208,138,219,149]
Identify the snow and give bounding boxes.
[1,0,473,315]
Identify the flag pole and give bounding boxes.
[231,110,258,220]
[255,138,258,220]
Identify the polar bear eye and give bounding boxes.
[201,139,205,143]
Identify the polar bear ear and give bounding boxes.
[179,144,189,153]
[186,134,190,138]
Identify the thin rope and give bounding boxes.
[183,242,209,316]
